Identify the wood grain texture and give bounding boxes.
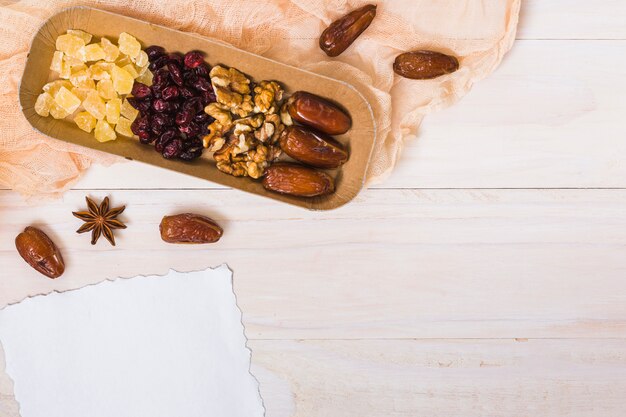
[250,339,626,417]
[518,1,626,39]
[2,2,626,416]
[2,188,626,339]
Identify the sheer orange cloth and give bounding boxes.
[0,0,520,198]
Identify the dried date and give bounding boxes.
[15,226,65,278]
[319,4,377,57]
[279,125,348,168]
[159,213,223,244]
[263,163,335,197]
[284,91,351,135]
[393,50,459,80]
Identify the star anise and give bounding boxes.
[72,196,127,246]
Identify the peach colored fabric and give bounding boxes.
[0,0,520,198]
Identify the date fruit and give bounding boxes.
[319,4,377,57]
[280,125,348,169]
[285,91,351,135]
[393,50,459,80]
[263,163,335,197]
[15,227,65,279]
[159,213,223,244]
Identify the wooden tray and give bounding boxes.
[19,7,376,210]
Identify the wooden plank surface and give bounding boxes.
[251,339,626,417]
[2,188,626,339]
[518,1,626,39]
[2,1,626,416]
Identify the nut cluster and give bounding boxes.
[203,65,285,179]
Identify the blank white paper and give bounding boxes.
[0,266,264,417]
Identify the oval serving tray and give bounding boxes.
[19,7,376,210]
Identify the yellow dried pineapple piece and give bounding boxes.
[59,60,71,79]
[115,116,134,137]
[34,92,54,117]
[105,98,121,124]
[115,54,131,67]
[63,54,84,67]
[50,51,64,73]
[118,32,141,59]
[112,65,134,95]
[74,111,96,133]
[96,79,117,100]
[43,80,73,96]
[101,37,120,62]
[81,43,106,62]
[120,98,139,121]
[88,61,113,80]
[56,34,85,58]
[133,50,149,68]
[70,69,95,90]
[70,63,88,74]
[71,87,91,102]
[49,101,69,119]
[67,29,92,44]
[135,69,153,86]
[83,90,106,120]
[122,64,139,79]
[54,86,81,114]
[94,119,117,142]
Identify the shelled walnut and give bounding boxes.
[209,65,254,118]
[213,132,280,179]
[254,81,283,114]
[202,65,285,179]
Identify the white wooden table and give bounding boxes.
[2,2,626,415]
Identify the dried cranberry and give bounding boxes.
[182,97,203,114]
[194,112,211,123]
[155,130,176,153]
[152,113,171,127]
[131,82,152,99]
[186,137,204,149]
[162,138,183,159]
[149,55,169,71]
[179,147,203,161]
[131,115,149,135]
[138,131,153,144]
[180,87,196,99]
[151,123,165,136]
[176,110,193,126]
[200,89,216,105]
[184,51,204,69]
[192,77,211,92]
[179,122,201,136]
[168,53,184,66]
[145,45,166,62]
[153,99,172,113]
[161,113,175,126]
[194,63,211,78]
[165,63,182,87]
[183,71,198,87]
[135,99,152,114]
[152,69,170,89]
[161,85,180,101]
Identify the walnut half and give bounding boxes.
[210,65,254,118]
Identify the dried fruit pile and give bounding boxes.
[261,91,352,198]
[35,30,150,142]
[128,47,215,161]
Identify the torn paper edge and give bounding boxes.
[0,264,266,417]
